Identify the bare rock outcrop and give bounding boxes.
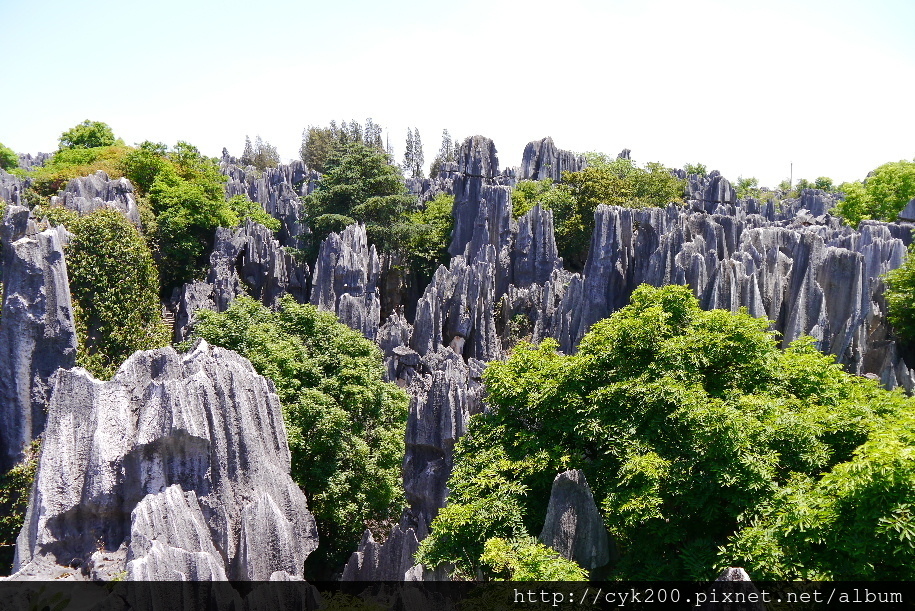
[208,220,308,312]
[310,223,381,341]
[520,137,586,182]
[222,161,316,248]
[12,341,318,581]
[539,470,610,572]
[0,169,23,207]
[0,206,77,472]
[341,525,420,581]
[52,170,142,226]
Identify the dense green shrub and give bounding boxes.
[58,120,117,150]
[406,193,454,281]
[67,208,170,379]
[193,296,409,577]
[512,154,685,270]
[0,142,17,171]
[835,160,915,226]
[884,243,915,342]
[0,440,39,550]
[419,285,914,580]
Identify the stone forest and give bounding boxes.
[0,121,914,589]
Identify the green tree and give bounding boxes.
[883,243,915,342]
[192,295,409,578]
[240,135,255,166]
[735,176,761,199]
[407,193,455,283]
[0,142,17,171]
[429,129,456,177]
[58,119,117,150]
[419,285,914,580]
[835,160,915,227]
[684,162,707,177]
[67,208,171,379]
[536,156,684,270]
[251,135,280,171]
[0,440,39,566]
[302,140,416,257]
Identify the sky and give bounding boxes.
[2,0,913,188]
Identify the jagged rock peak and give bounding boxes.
[52,170,142,226]
[457,135,499,178]
[13,341,318,581]
[520,137,587,182]
[0,206,77,473]
[539,469,611,571]
[310,223,381,341]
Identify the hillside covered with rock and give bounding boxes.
[1,122,914,583]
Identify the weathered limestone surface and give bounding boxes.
[208,220,308,312]
[341,526,420,581]
[0,207,77,473]
[222,160,317,248]
[13,341,318,581]
[0,169,22,207]
[539,470,610,571]
[310,223,381,341]
[52,170,142,226]
[538,196,914,388]
[170,221,307,341]
[520,137,586,182]
[16,153,51,170]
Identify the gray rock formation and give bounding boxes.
[222,161,316,248]
[208,220,308,312]
[539,470,610,571]
[519,137,586,182]
[13,341,318,580]
[449,136,502,257]
[512,203,562,289]
[170,221,308,341]
[310,223,380,341]
[341,525,420,581]
[0,169,23,207]
[51,170,141,226]
[0,206,77,473]
[897,198,915,222]
[537,201,914,388]
[16,153,51,171]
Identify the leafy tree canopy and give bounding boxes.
[883,243,915,343]
[511,154,685,270]
[67,208,171,379]
[240,135,281,171]
[418,284,915,580]
[0,142,17,171]
[300,119,384,174]
[58,120,117,150]
[835,159,915,227]
[302,140,417,257]
[192,295,409,578]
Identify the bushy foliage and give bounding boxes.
[480,537,588,581]
[512,155,685,270]
[684,162,707,177]
[835,160,915,227]
[300,119,384,174]
[0,142,17,171]
[24,144,133,202]
[883,243,915,342]
[192,296,409,577]
[67,208,170,379]
[0,440,39,550]
[735,176,761,199]
[122,140,246,293]
[58,119,117,150]
[419,285,915,580]
[406,193,454,282]
[240,135,281,171]
[302,140,417,257]
[429,129,458,177]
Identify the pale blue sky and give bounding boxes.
[2,0,913,187]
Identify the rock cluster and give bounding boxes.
[310,223,381,341]
[12,341,318,581]
[222,160,318,249]
[539,470,611,572]
[172,220,308,341]
[15,153,51,171]
[0,169,23,207]
[51,170,142,226]
[0,206,76,473]
[520,137,586,182]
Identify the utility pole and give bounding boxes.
[790,162,793,188]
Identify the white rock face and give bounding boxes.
[12,341,317,581]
